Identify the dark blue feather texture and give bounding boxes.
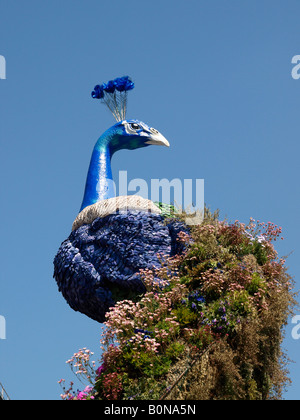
[53,211,188,323]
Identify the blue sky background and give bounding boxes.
[0,0,300,400]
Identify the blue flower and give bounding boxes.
[197,296,205,303]
[134,328,154,336]
[114,76,134,92]
[103,80,116,93]
[91,84,104,99]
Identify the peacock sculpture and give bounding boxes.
[53,76,188,323]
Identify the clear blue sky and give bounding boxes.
[0,0,300,400]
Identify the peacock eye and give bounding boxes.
[130,123,141,130]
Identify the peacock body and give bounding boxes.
[53,77,187,323]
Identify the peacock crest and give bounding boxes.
[91,76,134,122]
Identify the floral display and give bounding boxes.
[59,211,295,400]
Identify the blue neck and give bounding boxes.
[80,127,118,212]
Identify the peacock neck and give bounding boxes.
[80,129,118,212]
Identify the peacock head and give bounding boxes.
[92,77,170,152]
[80,77,171,210]
[108,119,170,153]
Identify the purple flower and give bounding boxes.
[96,364,106,376]
[76,386,94,400]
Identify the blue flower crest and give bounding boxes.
[91,76,134,99]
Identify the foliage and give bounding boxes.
[59,210,296,400]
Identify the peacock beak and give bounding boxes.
[145,130,170,147]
